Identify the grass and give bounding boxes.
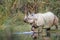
[0,11,32,40]
[12,24,32,40]
[0,0,60,40]
[0,11,60,40]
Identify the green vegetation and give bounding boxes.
[0,0,60,40]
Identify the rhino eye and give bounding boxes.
[32,15,33,16]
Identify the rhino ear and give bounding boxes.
[28,12,31,15]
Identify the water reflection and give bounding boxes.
[13,31,60,40]
[32,31,60,40]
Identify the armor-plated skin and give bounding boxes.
[24,12,59,39]
[24,12,59,28]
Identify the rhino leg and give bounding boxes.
[46,28,51,37]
